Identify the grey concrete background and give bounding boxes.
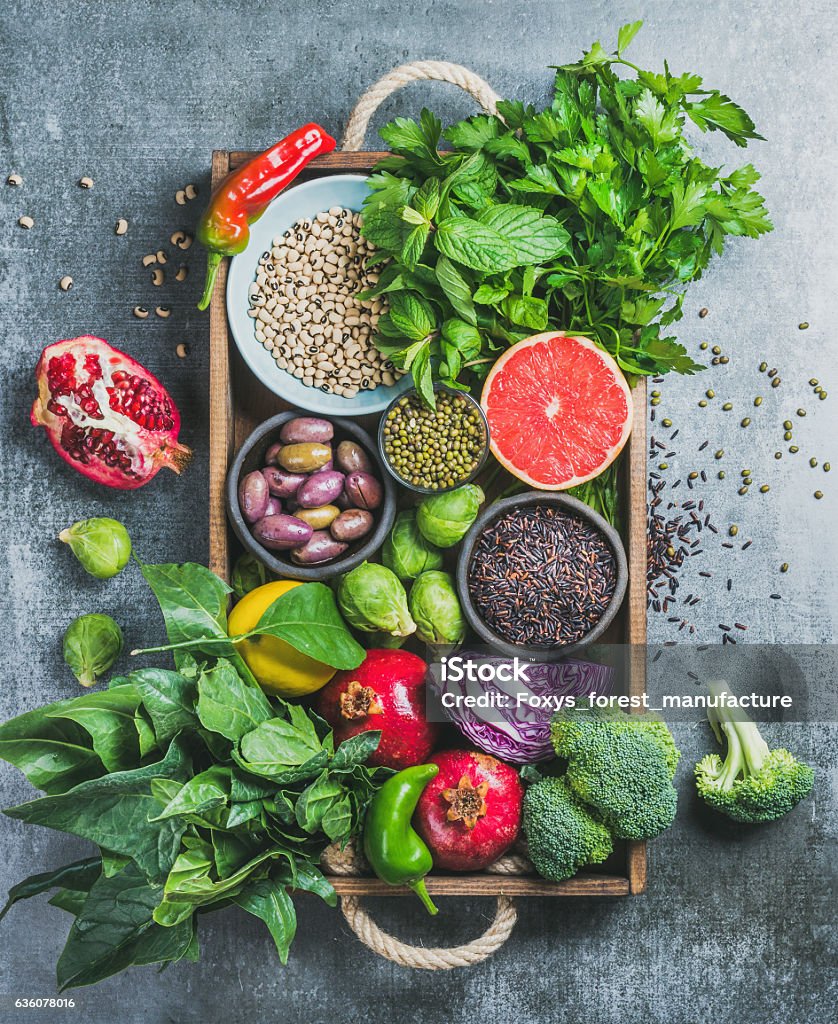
[0,1,836,1021]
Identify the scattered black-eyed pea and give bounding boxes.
[7,173,22,186]
[175,266,188,282]
[155,306,171,319]
[184,184,198,200]
[59,276,73,292]
[170,230,192,250]
[78,176,94,189]
[175,189,187,205]
[18,215,34,229]
[176,343,190,358]
[156,249,168,264]
[142,253,157,267]
[133,306,150,319]
[115,218,128,236]
[151,268,165,286]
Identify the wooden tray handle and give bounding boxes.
[322,840,517,968]
[341,60,501,151]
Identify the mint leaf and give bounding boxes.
[387,291,435,341]
[435,255,477,325]
[434,217,517,273]
[478,205,570,263]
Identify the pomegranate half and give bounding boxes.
[31,336,191,490]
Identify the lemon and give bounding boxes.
[227,580,336,697]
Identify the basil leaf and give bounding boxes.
[234,877,296,965]
[250,583,364,670]
[434,217,517,273]
[56,863,194,991]
[435,255,477,325]
[0,858,101,923]
[197,659,273,741]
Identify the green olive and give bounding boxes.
[294,504,341,529]
[276,442,332,473]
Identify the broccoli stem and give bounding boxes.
[706,681,771,787]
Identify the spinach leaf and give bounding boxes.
[0,858,101,923]
[56,863,194,991]
[152,766,231,822]
[46,688,141,773]
[0,737,103,795]
[197,660,273,741]
[4,737,191,883]
[140,561,233,662]
[239,719,323,770]
[330,731,382,772]
[234,877,297,964]
[294,772,344,833]
[131,668,198,744]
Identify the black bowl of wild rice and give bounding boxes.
[456,492,627,661]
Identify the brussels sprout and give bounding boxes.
[415,484,484,548]
[337,562,416,638]
[409,570,466,645]
[58,518,132,579]
[231,553,268,598]
[63,613,124,688]
[381,510,444,580]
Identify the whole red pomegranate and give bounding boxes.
[316,649,439,770]
[31,336,191,490]
[415,750,523,871]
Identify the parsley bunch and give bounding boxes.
[360,21,772,406]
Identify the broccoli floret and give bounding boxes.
[551,700,680,778]
[522,777,613,882]
[549,700,680,840]
[694,681,814,823]
[564,729,678,840]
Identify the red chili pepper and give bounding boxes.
[196,123,336,310]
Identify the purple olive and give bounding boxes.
[262,466,306,499]
[334,489,353,510]
[344,471,383,510]
[265,496,283,516]
[335,439,373,475]
[238,471,269,524]
[279,417,334,444]
[252,514,313,551]
[296,470,345,509]
[330,508,374,542]
[290,530,348,565]
[265,442,284,466]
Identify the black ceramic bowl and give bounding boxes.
[455,491,628,662]
[226,411,396,582]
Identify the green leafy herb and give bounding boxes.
[0,561,386,987]
[361,21,771,392]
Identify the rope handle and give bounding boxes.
[341,894,517,970]
[321,840,523,968]
[341,60,501,151]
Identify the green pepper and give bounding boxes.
[363,764,439,915]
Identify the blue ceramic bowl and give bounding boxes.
[226,173,411,417]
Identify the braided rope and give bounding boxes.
[341,895,517,970]
[341,60,501,152]
[320,838,523,968]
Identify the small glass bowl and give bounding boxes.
[377,383,490,495]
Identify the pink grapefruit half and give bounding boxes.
[481,332,633,490]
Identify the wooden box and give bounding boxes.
[208,150,648,898]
